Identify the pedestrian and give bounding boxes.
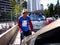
[18,9,34,42]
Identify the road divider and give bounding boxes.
[0,24,18,45]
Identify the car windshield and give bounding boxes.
[29,14,45,21]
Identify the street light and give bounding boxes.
[11,10,12,22]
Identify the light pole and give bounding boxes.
[11,10,12,22]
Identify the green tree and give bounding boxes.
[14,4,22,18]
[22,1,27,9]
[10,0,16,7]
[44,3,54,17]
[55,5,57,14]
[44,9,50,17]
[44,0,60,17]
[48,3,54,17]
[55,4,60,15]
[10,0,22,18]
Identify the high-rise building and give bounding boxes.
[32,0,36,11]
[0,0,23,13]
[36,0,40,10]
[40,4,43,11]
[0,0,12,13]
[27,0,41,12]
[27,0,31,11]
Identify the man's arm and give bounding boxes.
[29,20,33,31]
[18,19,23,33]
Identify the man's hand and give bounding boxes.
[20,31,23,33]
[19,28,23,33]
[32,31,35,35]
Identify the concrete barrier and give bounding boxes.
[0,24,18,45]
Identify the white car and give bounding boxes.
[29,13,46,32]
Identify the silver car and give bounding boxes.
[29,13,46,32]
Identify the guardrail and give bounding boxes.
[0,24,18,45]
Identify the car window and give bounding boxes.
[29,14,45,21]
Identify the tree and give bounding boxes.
[44,3,54,17]
[10,0,22,18]
[44,9,50,17]
[48,3,54,17]
[53,0,60,15]
[10,0,16,7]
[44,1,60,17]
[55,3,60,15]
[14,4,22,18]
[22,1,27,9]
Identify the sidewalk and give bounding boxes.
[12,31,20,45]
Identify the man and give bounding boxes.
[18,9,34,41]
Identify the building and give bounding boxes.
[36,0,40,10]
[27,0,41,12]
[0,0,24,13]
[27,0,31,11]
[0,0,23,21]
[0,0,12,13]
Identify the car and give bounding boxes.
[22,18,60,45]
[45,17,56,25]
[29,13,46,32]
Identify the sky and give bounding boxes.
[41,0,59,9]
[26,0,60,9]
